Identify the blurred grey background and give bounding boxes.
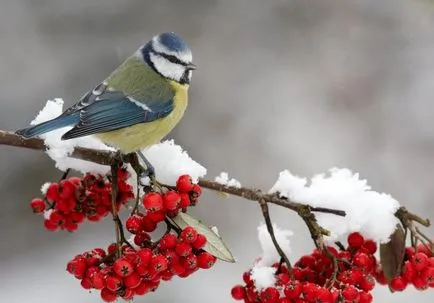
[1,0,434,302]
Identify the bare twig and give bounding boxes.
[110,161,122,257]
[259,199,294,280]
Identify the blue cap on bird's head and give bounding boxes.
[139,32,195,85]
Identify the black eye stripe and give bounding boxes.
[156,51,188,66]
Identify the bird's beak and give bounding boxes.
[187,63,196,70]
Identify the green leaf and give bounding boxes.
[380,224,406,285]
[171,212,236,263]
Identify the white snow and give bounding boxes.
[250,266,276,291]
[140,140,206,185]
[214,172,242,188]
[28,100,207,185]
[31,99,114,174]
[40,182,51,195]
[256,223,293,267]
[248,224,293,290]
[269,168,400,243]
[43,209,53,220]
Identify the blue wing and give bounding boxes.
[61,90,173,140]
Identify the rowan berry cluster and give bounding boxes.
[126,175,202,246]
[67,226,216,302]
[64,175,215,301]
[375,243,434,292]
[231,232,378,303]
[30,168,134,232]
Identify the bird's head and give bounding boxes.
[139,32,195,85]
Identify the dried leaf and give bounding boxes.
[380,224,406,284]
[171,212,235,263]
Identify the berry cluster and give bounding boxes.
[375,243,434,291]
[65,175,216,301]
[126,175,202,246]
[67,226,216,302]
[231,232,377,303]
[30,168,134,232]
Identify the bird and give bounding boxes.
[16,32,196,175]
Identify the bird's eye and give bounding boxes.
[159,53,187,66]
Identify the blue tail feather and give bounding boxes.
[15,115,79,138]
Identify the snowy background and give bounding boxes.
[1,0,434,302]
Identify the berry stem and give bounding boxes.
[259,199,295,280]
[110,159,122,258]
[60,168,70,181]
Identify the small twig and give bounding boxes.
[60,168,71,181]
[110,161,121,258]
[258,199,294,280]
[335,241,346,251]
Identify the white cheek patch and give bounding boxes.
[149,52,186,82]
[152,37,193,63]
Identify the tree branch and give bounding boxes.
[0,129,346,267]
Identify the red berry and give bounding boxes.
[107,243,117,255]
[46,183,60,202]
[146,210,166,223]
[142,193,164,212]
[359,291,373,303]
[30,198,46,213]
[417,243,433,257]
[105,275,122,292]
[428,257,434,267]
[92,272,105,289]
[66,258,87,278]
[179,193,191,208]
[413,276,428,290]
[192,233,207,249]
[297,255,316,268]
[59,179,77,199]
[176,175,193,192]
[141,216,157,232]
[69,211,85,224]
[402,261,415,282]
[134,281,151,296]
[411,252,429,271]
[390,276,407,292]
[353,252,370,269]
[163,191,181,211]
[160,233,178,250]
[80,278,93,290]
[44,219,58,231]
[362,240,377,254]
[151,255,168,272]
[197,251,217,269]
[358,274,375,292]
[126,215,142,234]
[181,254,198,270]
[113,258,134,277]
[342,285,359,301]
[348,232,364,249]
[175,242,192,257]
[374,266,387,285]
[260,287,279,303]
[405,246,416,259]
[181,226,198,243]
[421,266,434,286]
[316,287,332,303]
[121,288,134,300]
[124,271,141,289]
[276,273,290,286]
[231,285,245,300]
[284,281,302,299]
[302,282,318,302]
[100,288,117,302]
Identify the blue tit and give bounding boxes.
[16,32,196,163]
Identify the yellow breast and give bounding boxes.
[96,81,188,153]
